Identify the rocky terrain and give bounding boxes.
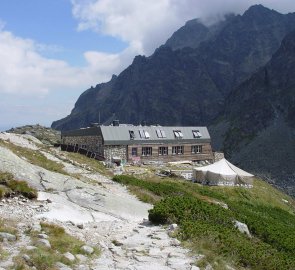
[210,29,295,196]
[0,132,199,270]
[6,124,61,145]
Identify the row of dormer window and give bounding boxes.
[129,129,202,140]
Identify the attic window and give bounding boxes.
[173,130,183,139]
[129,130,135,140]
[139,130,145,138]
[139,130,150,139]
[192,130,202,138]
[156,129,167,138]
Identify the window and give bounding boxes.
[156,129,162,138]
[192,130,202,138]
[158,146,168,156]
[172,146,184,155]
[144,131,150,139]
[139,130,145,138]
[142,147,152,156]
[156,129,167,138]
[139,130,150,139]
[129,130,135,140]
[132,147,138,156]
[173,130,183,138]
[191,145,202,154]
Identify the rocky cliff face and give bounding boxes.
[52,5,295,131]
[210,30,295,195]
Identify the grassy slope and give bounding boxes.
[113,175,295,270]
[2,135,294,269]
[0,140,67,175]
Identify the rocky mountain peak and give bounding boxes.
[165,18,210,50]
[243,4,279,16]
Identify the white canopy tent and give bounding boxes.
[193,158,254,187]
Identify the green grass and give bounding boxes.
[0,172,37,199]
[113,175,295,270]
[0,140,67,175]
[14,222,100,270]
[62,151,110,175]
[39,222,84,255]
[0,218,18,236]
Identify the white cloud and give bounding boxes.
[71,0,197,55]
[0,24,137,126]
[2,0,295,98]
[71,0,295,56]
[0,28,123,96]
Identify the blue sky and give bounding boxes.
[0,0,295,131]
[0,0,127,65]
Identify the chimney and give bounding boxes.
[113,120,120,126]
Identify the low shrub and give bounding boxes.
[0,187,5,198]
[113,175,189,199]
[0,171,14,184]
[6,180,37,199]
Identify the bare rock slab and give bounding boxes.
[63,252,76,262]
[81,245,94,254]
[37,239,51,248]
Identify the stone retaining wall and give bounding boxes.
[61,135,103,155]
[104,145,127,162]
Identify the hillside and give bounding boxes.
[52,5,295,130]
[0,132,294,269]
[0,132,196,269]
[113,174,295,270]
[210,30,295,196]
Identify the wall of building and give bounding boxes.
[103,145,127,162]
[62,135,213,164]
[61,135,103,155]
[127,143,213,163]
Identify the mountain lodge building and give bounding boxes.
[61,122,213,164]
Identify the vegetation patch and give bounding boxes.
[62,151,110,175]
[113,175,295,270]
[0,172,37,199]
[39,222,84,255]
[0,218,18,236]
[15,222,99,270]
